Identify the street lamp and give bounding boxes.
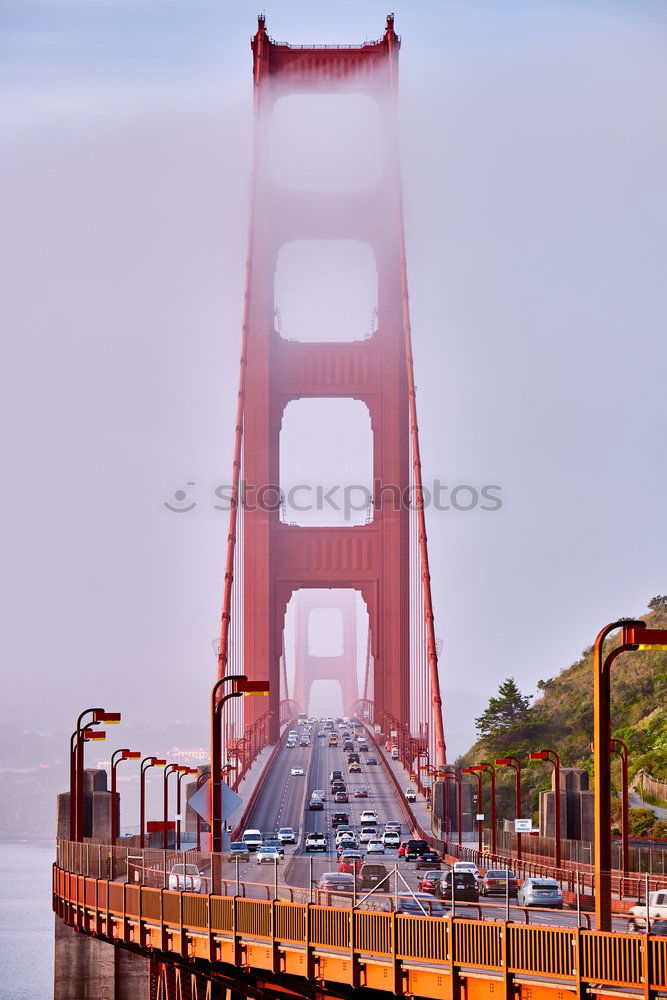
[592,618,667,930]
[163,764,187,849]
[176,767,197,849]
[210,675,269,853]
[610,738,629,886]
[462,762,496,854]
[140,756,166,848]
[194,769,210,851]
[529,749,561,868]
[71,708,121,841]
[495,756,523,861]
[110,748,141,846]
[442,768,463,848]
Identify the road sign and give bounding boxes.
[514,818,532,833]
[476,813,484,822]
[189,778,242,824]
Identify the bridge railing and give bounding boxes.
[53,861,667,999]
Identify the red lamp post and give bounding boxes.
[495,756,523,861]
[163,764,187,849]
[462,762,496,854]
[592,620,667,930]
[110,748,141,845]
[443,768,463,848]
[72,708,121,841]
[530,749,561,868]
[194,769,210,851]
[140,756,166,848]
[176,767,197,849]
[610,738,629,885]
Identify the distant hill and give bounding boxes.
[456,600,667,833]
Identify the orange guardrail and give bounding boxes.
[53,862,667,999]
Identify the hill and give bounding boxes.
[456,599,667,835]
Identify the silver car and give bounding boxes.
[517,877,563,909]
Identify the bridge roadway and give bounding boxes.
[218,724,630,932]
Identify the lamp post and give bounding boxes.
[462,762,496,854]
[495,756,523,861]
[462,767,484,854]
[176,767,197,850]
[443,768,463,848]
[140,756,166,848]
[194,769,210,851]
[210,676,270,853]
[72,708,121,841]
[530,749,561,868]
[110,748,141,846]
[610,738,629,886]
[163,764,186,849]
[592,619,667,930]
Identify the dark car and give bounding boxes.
[309,798,324,811]
[227,841,250,862]
[343,741,355,752]
[396,893,449,917]
[357,863,388,891]
[441,871,480,902]
[358,742,368,752]
[331,812,349,828]
[334,791,349,803]
[367,755,378,765]
[332,781,346,793]
[404,839,429,861]
[354,787,368,798]
[347,753,360,764]
[318,872,355,895]
[415,850,441,870]
[480,869,518,897]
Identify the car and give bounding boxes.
[328,737,339,746]
[312,789,326,801]
[329,770,343,782]
[367,756,378,765]
[168,864,204,892]
[305,832,327,853]
[415,850,441,870]
[309,797,324,811]
[318,730,327,738]
[453,862,480,882]
[338,852,364,874]
[398,842,408,858]
[480,869,518,897]
[318,872,355,894]
[354,787,368,798]
[348,762,362,773]
[335,823,354,836]
[227,842,250,862]
[242,829,263,852]
[396,893,449,917]
[358,863,388,891]
[331,812,349,828]
[300,739,309,747]
[385,822,402,834]
[286,741,297,749]
[277,827,296,844]
[334,791,349,803]
[336,839,357,857]
[418,870,445,895]
[366,839,385,854]
[343,741,355,752]
[405,788,417,802]
[347,753,360,764]
[291,767,304,776]
[382,830,400,848]
[441,870,479,902]
[331,781,346,793]
[257,846,282,864]
[358,743,368,752]
[403,839,429,861]
[517,878,563,909]
[262,838,285,856]
[359,827,378,844]
[360,810,378,826]
[391,747,400,760]
[628,891,667,932]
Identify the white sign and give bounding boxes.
[374,725,381,734]
[476,813,485,822]
[390,730,398,739]
[514,818,532,833]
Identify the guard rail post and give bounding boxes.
[232,895,242,968]
[160,888,168,953]
[207,893,214,963]
[574,926,585,1000]
[350,907,360,988]
[392,911,403,996]
[179,890,187,956]
[271,898,280,975]
[450,914,461,1000]
[501,919,514,1000]
[122,882,129,944]
[305,902,314,980]
[642,931,653,1000]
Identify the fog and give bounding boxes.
[2,1,666,780]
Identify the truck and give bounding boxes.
[628,890,667,932]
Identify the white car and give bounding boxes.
[168,864,203,892]
[335,829,356,845]
[305,832,327,853]
[277,827,296,844]
[405,788,417,802]
[360,810,378,826]
[382,830,400,848]
[311,789,326,801]
[291,767,304,776]
[257,846,282,864]
[359,827,378,844]
[366,839,385,854]
[453,862,480,881]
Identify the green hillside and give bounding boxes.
[456,598,667,835]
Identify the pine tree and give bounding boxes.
[475,678,531,740]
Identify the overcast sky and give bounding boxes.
[2,0,666,760]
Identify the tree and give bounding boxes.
[648,596,667,611]
[475,678,532,741]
